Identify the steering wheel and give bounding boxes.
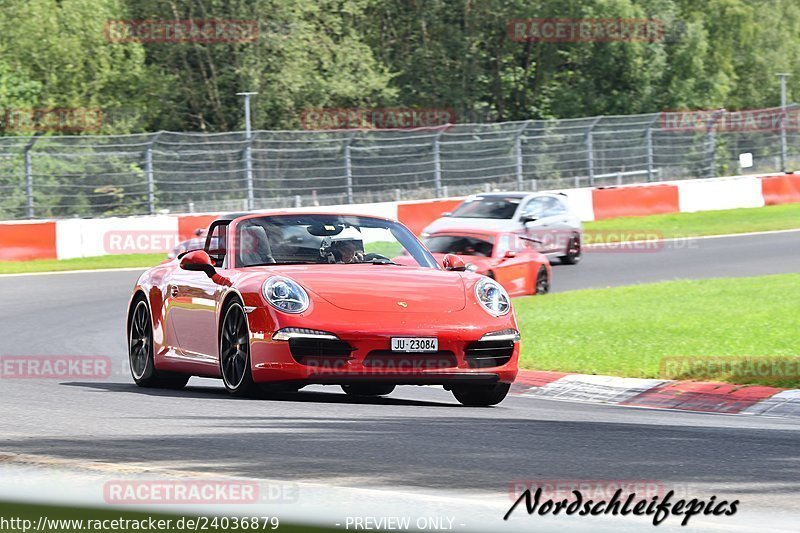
[362,252,391,262]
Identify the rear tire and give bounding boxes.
[341,384,396,397]
[560,233,582,265]
[219,300,257,397]
[128,298,189,389]
[451,383,510,406]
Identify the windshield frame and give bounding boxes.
[229,213,440,269]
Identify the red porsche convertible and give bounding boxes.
[394,229,551,297]
[127,212,520,406]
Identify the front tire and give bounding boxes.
[128,298,189,389]
[451,383,510,406]
[219,300,256,397]
[341,384,396,397]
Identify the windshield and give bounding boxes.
[424,235,494,257]
[450,196,521,219]
[235,214,438,268]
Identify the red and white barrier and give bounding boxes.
[1,173,798,261]
[0,220,57,261]
[677,176,765,213]
[513,369,800,418]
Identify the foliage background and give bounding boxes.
[1,0,799,134]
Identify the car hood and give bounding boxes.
[281,265,467,313]
[423,217,521,234]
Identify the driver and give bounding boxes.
[332,240,363,263]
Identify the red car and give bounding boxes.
[394,230,551,297]
[127,212,521,406]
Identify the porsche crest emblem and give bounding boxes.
[397,301,408,308]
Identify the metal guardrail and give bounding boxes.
[0,105,798,220]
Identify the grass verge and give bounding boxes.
[0,254,164,275]
[515,273,800,388]
[583,202,800,240]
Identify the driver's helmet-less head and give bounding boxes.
[331,239,363,263]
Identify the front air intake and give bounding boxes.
[288,337,354,365]
[464,340,514,369]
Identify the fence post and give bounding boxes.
[780,108,788,173]
[645,117,657,182]
[515,120,532,190]
[143,132,163,215]
[705,126,715,179]
[244,134,256,211]
[23,133,42,219]
[145,147,154,215]
[433,129,445,197]
[344,133,356,204]
[237,92,258,211]
[585,117,601,187]
[777,74,790,172]
[705,109,724,179]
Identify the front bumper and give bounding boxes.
[245,307,520,385]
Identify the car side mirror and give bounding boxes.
[180,250,216,278]
[521,215,538,224]
[504,250,517,259]
[442,254,467,271]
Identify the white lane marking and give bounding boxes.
[0,266,150,279]
[583,227,800,248]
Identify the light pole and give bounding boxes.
[776,73,790,172]
[237,92,258,210]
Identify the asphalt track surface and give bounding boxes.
[1,230,799,531]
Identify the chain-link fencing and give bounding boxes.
[1,105,798,219]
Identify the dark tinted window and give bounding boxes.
[450,196,521,219]
[424,235,494,257]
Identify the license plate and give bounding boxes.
[391,337,438,353]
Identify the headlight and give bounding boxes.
[480,328,520,342]
[262,276,309,314]
[273,328,337,341]
[474,278,511,316]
